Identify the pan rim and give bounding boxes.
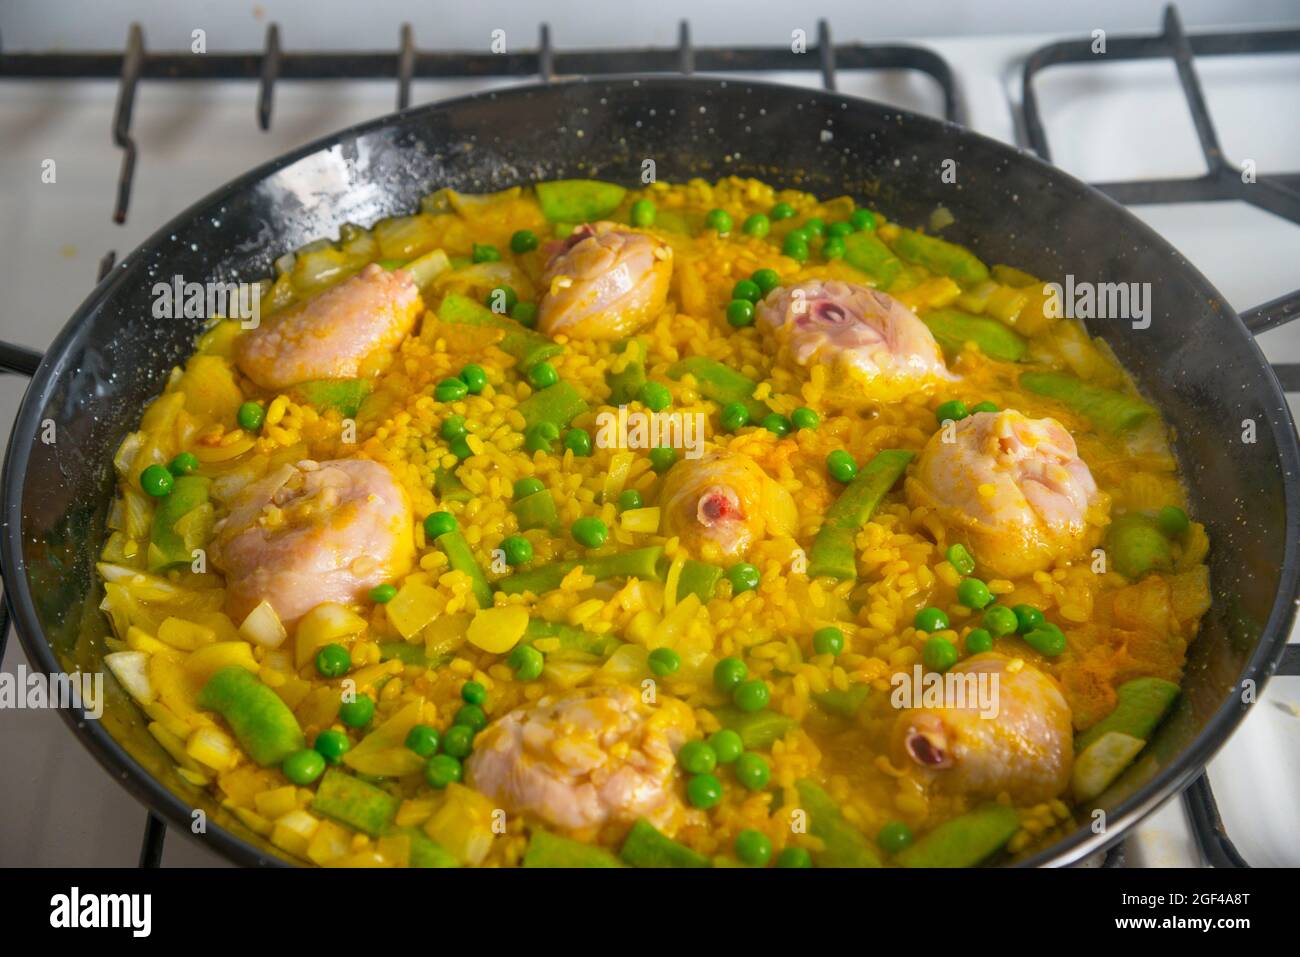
[4,73,1297,868]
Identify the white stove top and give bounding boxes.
[0,26,1296,867]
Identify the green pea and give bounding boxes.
[461,681,487,706]
[442,724,475,759]
[803,218,826,239]
[877,821,914,853]
[460,364,489,394]
[850,208,877,231]
[913,607,949,632]
[965,628,994,654]
[508,644,545,681]
[812,626,845,657]
[1157,505,1190,537]
[777,847,813,868]
[735,829,773,867]
[424,754,463,789]
[167,452,199,476]
[513,477,545,500]
[770,202,795,221]
[970,400,998,414]
[826,221,853,239]
[435,377,469,402]
[139,464,174,498]
[826,449,857,483]
[449,437,473,461]
[782,233,810,262]
[761,413,792,437]
[922,636,959,673]
[720,402,750,431]
[571,516,609,548]
[751,268,781,295]
[791,407,819,430]
[454,704,488,732]
[726,299,756,328]
[511,301,539,327]
[709,729,744,764]
[821,237,846,260]
[441,415,468,441]
[1013,604,1045,634]
[282,749,326,785]
[733,679,770,713]
[485,285,518,314]
[424,511,457,538]
[471,243,500,263]
[732,278,763,303]
[727,563,761,594]
[315,643,351,678]
[313,729,350,764]
[742,213,771,238]
[686,773,723,809]
[934,399,969,424]
[678,740,717,775]
[1024,622,1067,657]
[982,604,1019,637]
[501,535,533,565]
[405,724,441,757]
[237,401,265,432]
[527,362,559,390]
[648,446,677,473]
[713,656,748,693]
[648,647,682,677]
[369,583,397,604]
[639,381,672,411]
[339,694,375,728]
[956,577,992,610]
[630,199,656,228]
[617,489,643,511]
[705,208,733,233]
[510,229,539,254]
[563,428,593,457]
[945,543,976,575]
[734,752,770,791]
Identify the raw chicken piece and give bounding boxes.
[893,653,1074,804]
[210,458,414,624]
[537,222,672,339]
[659,450,798,562]
[467,686,695,833]
[907,409,1103,578]
[757,280,952,401]
[236,262,421,390]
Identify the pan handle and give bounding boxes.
[0,342,42,378]
[1242,290,1300,335]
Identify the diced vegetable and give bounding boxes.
[711,706,796,749]
[402,828,461,868]
[1076,677,1181,751]
[842,231,903,289]
[524,828,624,867]
[808,450,914,580]
[433,467,473,503]
[383,582,444,641]
[921,307,1028,363]
[795,779,882,867]
[895,804,1020,868]
[889,228,990,285]
[512,488,559,531]
[813,684,869,719]
[466,605,529,654]
[402,248,451,288]
[310,767,399,836]
[1019,371,1156,433]
[343,700,427,777]
[104,650,155,705]
[536,179,627,223]
[517,382,589,432]
[148,475,211,571]
[524,618,619,657]
[289,378,372,417]
[1105,514,1173,580]
[666,356,768,421]
[198,666,305,766]
[438,292,563,370]
[606,338,648,405]
[675,560,723,603]
[422,783,496,865]
[239,600,287,649]
[295,601,367,667]
[497,546,665,595]
[436,530,494,610]
[1072,731,1147,802]
[619,818,710,868]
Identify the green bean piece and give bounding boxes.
[437,292,563,369]
[812,684,870,719]
[435,529,494,610]
[606,338,648,405]
[1019,371,1156,434]
[710,706,796,749]
[433,467,473,504]
[497,546,666,596]
[676,560,724,603]
[310,768,399,837]
[665,355,769,421]
[1105,514,1173,580]
[535,179,627,222]
[517,382,589,431]
[795,779,882,868]
[841,231,903,289]
[619,818,711,868]
[148,475,211,571]
[512,488,559,532]
[524,829,624,868]
[895,804,1020,868]
[522,618,620,658]
[808,450,914,580]
[921,308,1028,363]
[1075,677,1181,752]
[197,667,304,767]
[888,228,990,285]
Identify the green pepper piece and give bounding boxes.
[512,488,560,532]
[812,684,870,719]
[895,804,1020,868]
[197,666,304,767]
[711,706,796,749]
[523,618,620,657]
[1105,513,1174,580]
[497,546,665,596]
[619,818,710,868]
[524,828,624,867]
[795,779,882,868]
[434,529,494,610]
[808,450,913,580]
[148,475,211,571]
[289,378,372,417]
[889,228,990,285]
[921,308,1028,363]
[1075,677,1181,752]
[517,382,589,432]
[842,231,903,289]
[309,768,399,837]
[1019,371,1156,434]
[665,356,769,421]
[536,179,627,223]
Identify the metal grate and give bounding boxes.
[1022,4,1300,869]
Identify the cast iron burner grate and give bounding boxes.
[1022,4,1300,868]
